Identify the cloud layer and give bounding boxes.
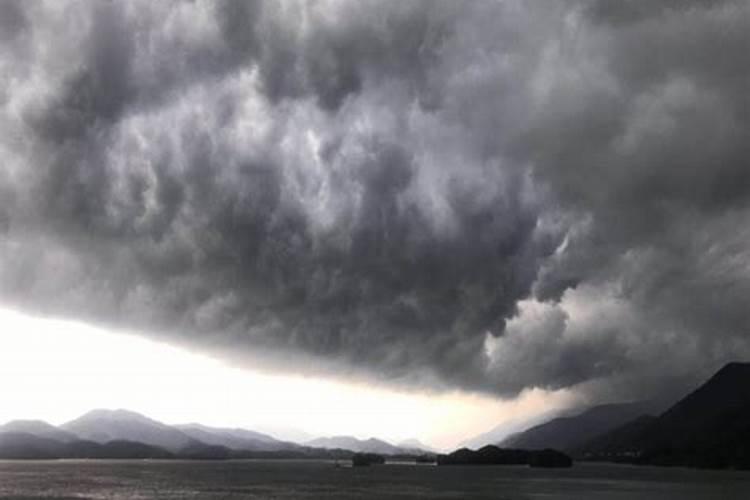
[1,0,748,401]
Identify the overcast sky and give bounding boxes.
[1,0,749,442]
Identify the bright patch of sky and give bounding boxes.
[0,307,573,449]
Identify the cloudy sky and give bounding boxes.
[0,0,748,447]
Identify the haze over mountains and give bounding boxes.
[460,409,566,450]
[306,436,428,455]
[176,423,290,452]
[61,410,199,452]
[0,409,431,459]
[0,420,79,443]
[398,439,438,454]
[1,362,748,468]
[499,401,664,453]
[577,362,750,468]
[468,362,750,470]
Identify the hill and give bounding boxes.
[176,423,297,451]
[61,409,199,452]
[397,438,438,454]
[0,420,79,442]
[579,362,750,468]
[0,409,385,460]
[460,409,566,450]
[500,401,657,452]
[0,432,175,459]
[575,415,657,461]
[306,436,405,455]
[0,432,67,459]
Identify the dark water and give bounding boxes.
[1,460,750,499]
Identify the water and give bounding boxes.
[1,460,749,499]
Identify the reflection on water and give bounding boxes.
[0,460,749,499]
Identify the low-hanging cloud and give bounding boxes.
[0,0,748,402]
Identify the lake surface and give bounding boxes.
[1,460,749,499]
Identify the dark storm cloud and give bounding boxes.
[507,0,750,399]
[0,0,748,401]
[0,0,26,42]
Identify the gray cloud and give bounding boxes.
[0,0,748,402]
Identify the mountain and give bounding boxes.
[61,409,198,452]
[654,362,750,432]
[500,401,659,452]
[177,423,277,443]
[0,432,67,459]
[460,409,566,450]
[575,415,657,461]
[253,426,314,444]
[0,408,432,460]
[77,440,175,459]
[579,362,750,468]
[306,436,404,455]
[397,438,438,453]
[0,432,174,459]
[0,431,350,460]
[0,409,371,460]
[0,420,79,442]
[176,423,297,451]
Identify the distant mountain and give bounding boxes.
[0,430,359,460]
[176,423,298,451]
[0,420,79,443]
[0,432,67,459]
[460,409,566,450]
[253,426,314,444]
[0,408,433,460]
[397,438,437,453]
[579,362,750,469]
[0,409,396,460]
[0,432,174,459]
[306,436,404,455]
[81,439,175,459]
[500,401,659,452]
[61,409,198,452]
[177,423,277,443]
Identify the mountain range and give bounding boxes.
[398,438,438,453]
[460,409,567,450]
[461,362,750,470]
[0,409,431,460]
[577,362,750,468]
[2,362,748,468]
[61,409,199,452]
[306,436,429,455]
[176,423,293,452]
[499,401,663,452]
[0,420,79,443]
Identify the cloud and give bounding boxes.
[0,0,748,401]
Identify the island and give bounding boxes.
[352,452,386,466]
[437,445,572,468]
